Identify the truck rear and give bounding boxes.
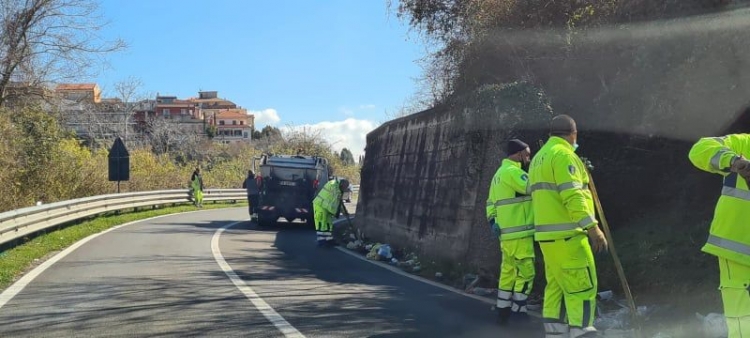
[254,154,330,227]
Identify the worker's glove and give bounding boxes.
[587,226,608,253]
[488,219,501,238]
[730,156,750,173]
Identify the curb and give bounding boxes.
[332,218,542,318]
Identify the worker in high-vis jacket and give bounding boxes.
[486,139,535,326]
[689,134,750,338]
[528,114,608,338]
[312,178,350,247]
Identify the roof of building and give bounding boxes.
[55,83,99,91]
[215,109,250,119]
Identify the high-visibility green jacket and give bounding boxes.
[528,136,597,241]
[313,179,342,215]
[689,134,750,265]
[486,158,534,240]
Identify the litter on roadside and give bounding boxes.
[696,312,727,338]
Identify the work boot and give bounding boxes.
[496,307,512,326]
[510,311,531,323]
[509,312,538,331]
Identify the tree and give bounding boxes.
[260,125,282,139]
[55,76,147,148]
[390,0,735,106]
[206,125,217,139]
[0,0,126,106]
[339,148,355,166]
[110,76,148,146]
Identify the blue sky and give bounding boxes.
[92,1,425,157]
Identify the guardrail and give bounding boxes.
[0,189,247,247]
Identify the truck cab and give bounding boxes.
[253,154,330,227]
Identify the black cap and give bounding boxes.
[507,139,529,155]
[339,179,350,190]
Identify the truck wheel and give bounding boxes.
[258,216,273,228]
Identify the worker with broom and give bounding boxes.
[689,134,750,338]
[528,114,608,338]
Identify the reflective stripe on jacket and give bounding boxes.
[689,134,750,265]
[313,179,342,215]
[528,136,597,241]
[486,158,534,240]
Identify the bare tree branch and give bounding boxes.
[0,0,125,106]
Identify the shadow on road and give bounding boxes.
[217,219,543,338]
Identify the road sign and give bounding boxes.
[108,137,130,183]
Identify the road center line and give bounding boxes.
[211,221,306,338]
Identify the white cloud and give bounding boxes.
[338,104,376,117]
[339,107,355,117]
[283,118,379,159]
[250,108,281,126]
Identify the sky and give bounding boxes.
[91,0,425,158]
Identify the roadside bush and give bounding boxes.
[0,106,361,212]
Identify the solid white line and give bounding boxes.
[0,211,206,310]
[211,221,306,338]
[330,219,543,317]
[333,245,495,306]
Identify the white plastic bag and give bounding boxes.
[696,312,728,338]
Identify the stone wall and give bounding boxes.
[357,83,554,273]
[356,9,750,291]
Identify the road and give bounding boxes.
[0,207,542,337]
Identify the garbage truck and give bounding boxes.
[253,154,330,227]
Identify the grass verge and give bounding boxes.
[0,201,246,291]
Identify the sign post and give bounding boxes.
[108,137,130,193]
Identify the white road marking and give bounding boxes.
[330,219,543,317]
[211,221,306,338]
[333,245,494,306]
[0,211,203,310]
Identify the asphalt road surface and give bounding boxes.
[0,207,542,337]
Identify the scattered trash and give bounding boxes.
[651,333,672,338]
[601,328,636,338]
[595,307,641,330]
[597,290,614,301]
[349,233,356,240]
[412,265,421,272]
[365,244,374,251]
[470,287,494,297]
[377,244,393,260]
[435,272,443,279]
[390,257,399,265]
[463,274,480,292]
[366,243,382,260]
[346,240,363,250]
[696,312,727,338]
